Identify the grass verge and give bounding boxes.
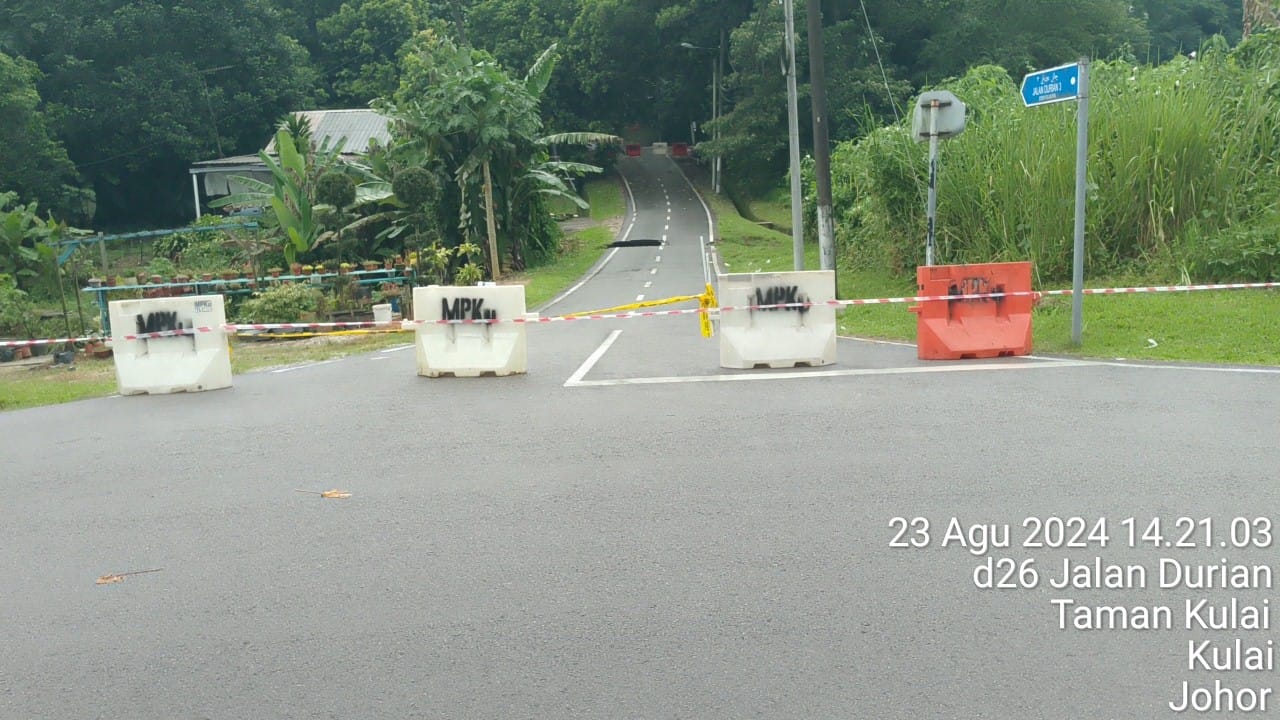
[1,177,629,412]
[507,177,622,309]
[706,175,1280,366]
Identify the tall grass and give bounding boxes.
[830,33,1280,282]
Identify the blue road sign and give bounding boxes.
[1021,63,1080,107]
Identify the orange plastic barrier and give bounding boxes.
[907,261,1034,360]
[671,143,689,157]
[625,144,642,157]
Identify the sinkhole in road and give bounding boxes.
[608,239,662,248]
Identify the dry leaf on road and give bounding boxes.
[94,568,163,585]
[295,489,353,499]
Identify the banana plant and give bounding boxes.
[0,192,64,288]
[210,128,350,264]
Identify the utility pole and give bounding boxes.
[806,0,836,278]
[712,54,720,194]
[716,28,726,195]
[783,0,804,270]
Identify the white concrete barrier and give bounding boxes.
[413,285,527,377]
[651,142,669,155]
[109,294,232,395]
[718,270,837,369]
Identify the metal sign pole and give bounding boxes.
[926,100,940,266]
[1071,57,1090,346]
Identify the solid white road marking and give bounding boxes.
[380,344,414,353]
[650,268,658,275]
[644,281,652,288]
[272,359,339,374]
[1089,361,1280,375]
[565,329,623,387]
[655,255,662,262]
[566,360,1091,388]
[636,294,645,301]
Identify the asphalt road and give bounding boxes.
[3,149,1279,719]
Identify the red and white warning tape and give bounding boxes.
[232,321,389,331]
[119,327,219,341]
[0,336,102,348]
[5,281,1277,347]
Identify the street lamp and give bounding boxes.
[681,41,722,194]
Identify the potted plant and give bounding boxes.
[290,262,304,276]
[363,260,380,272]
[201,272,214,282]
[339,262,353,275]
[104,276,118,287]
[87,277,104,288]
[135,271,148,285]
[383,257,394,270]
[220,269,237,281]
[268,267,283,278]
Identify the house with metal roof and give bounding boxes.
[187,109,392,219]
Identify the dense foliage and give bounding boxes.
[830,32,1280,282]
[0,0,1266,284]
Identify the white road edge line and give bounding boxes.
[565,329,623,387]
[675,158,716,256]
[380,344,415,353]
[539,173,638,311]
[567,360,1092,387]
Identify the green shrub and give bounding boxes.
[316,172,357,208]
[0,273,35,336]
[145,256,177,277]
[235,282,324,323]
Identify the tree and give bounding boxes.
[378,36,616,276]
[10,0,321,226]
[909,0,1148,81]
[1137,0,1241,59]
[0,52,92,223]
[317,0,432,105]
[703,0,911,195]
